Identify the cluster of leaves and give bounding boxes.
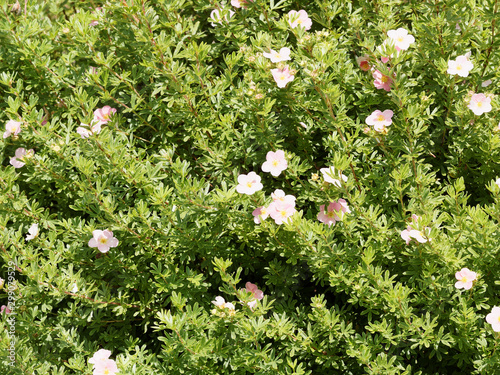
[1,0,499,374]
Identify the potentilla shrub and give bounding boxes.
[1,0,500,374]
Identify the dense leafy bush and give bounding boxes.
[1,0,500,373]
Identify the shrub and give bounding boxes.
[1,0,499,374]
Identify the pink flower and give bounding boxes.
[454,268,477,290]
[236,172,263,195]
[482,79,492,87]
[10,148,34,168]
[356,55,371,71]
[486,306,500,332]
[468,93,492,115]
[89,349,112,366]
[244,282,264,309]
[320,166,347,187]
[447,55,473,77]
[317,199,351,226]
[365,110,393,133]
[496,178,500,188]
[26,223,39,241]
[93,359,119,375]
[94,106,116,123]
[262,150,288,176]
[90,20,99,26]
[1,305,11,314]
[210,8,235,27]
[401,215,430,244]
[231,0,253,8]
[88,230,119,253]
[252,206,269,224]
[77,119,103,138]
[372,70,393,91]
[268,201,296,225]
[271,189,296,206]
[0,278,4,290]
[271,66,294,88]
[387,28,415,50]
[287,10,312,30]
[263,47,291,63]
[3,119,21,138]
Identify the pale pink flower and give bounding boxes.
[10,148,34,168]
[90,20,99,26]
[486,306,500,332]
[3,120,22,138]
[93,359,119,375]
[89,349,112,366]
[454,268,477,290]
[236,172,263,195]
[288,10,312,30]
[252,206,269,224]
[482,80,492,87]
[365,110,393,133]
[447,55,473,77]
[77,119,103,138]
[496,178,500,188]
[88,230,119,253]
[231,0,252,8]
[271,66,294,88]
[387,28,415,50]
[372,70,393,91]
[1,305,12,314]
[356,55,371,71]
[468,93,492,115]
[320,166,347,187]
[262,150,288,176]
[210,8,235,27]
[263,47,291,63]
[0,277,4,289]
[271,189,296,206]
[26,223,39,241]
[93,106,116,123]
[269,201,296,225]
[317,199,351,226]
[244,282,264,309]
[401,215,430,244]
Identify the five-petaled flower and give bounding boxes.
[317,199,351,226]
[271,189,296,205]
[401,214,431,244]
[486,307,500,332]
[26,223,39,241]
[10,148,34,168]
[89,349,119,375]
[287,10,312,30]
[252,206,269,224]
[1,305,12,314]
[365,110,393,133]
[447,55,473,77]
[387,28,415,50]
[94,106,117,123]
[263,47,291,63]
[231,0,253,8]
[262,150,288,176]
[468,93,492,115]
[372,70,393,91]
[454,268,477,290]
[269,201,296,225]
[212,296,236,316]
[77,120,103,138]
[3,120,22,138]
[271,66,294,88]
[320,166,347,187]
[236,172,263,195]
[88,230,119,253]
[356,55,371,71]
[244,282,264,309]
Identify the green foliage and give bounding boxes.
[1,0,500,374]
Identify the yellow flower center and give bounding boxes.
[327,211,336,218]
[461,277,467,283]
[456,64,462,70]
[297,19,302,24]
[275,54,281,58]
[246,182,253,188]
[377,115,385,122]
[99,238,108,244]
[280,210,287,217]
[272,160,279,167]
[381,75,389,83]
[477,102,483,107]
[280,75,286,80]
[397,36,404,42]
